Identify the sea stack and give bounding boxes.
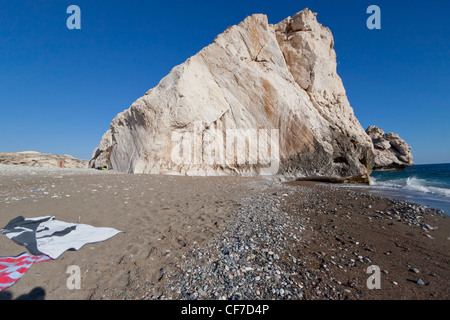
[89,9,375,183]
[366,126,414,170]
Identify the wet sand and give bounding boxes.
[282,181,449,299]
[0,165,448,300]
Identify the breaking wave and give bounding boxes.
[371,176,450,198]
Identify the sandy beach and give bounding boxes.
[0,164,448,300]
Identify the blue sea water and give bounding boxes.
[366,163,450,214]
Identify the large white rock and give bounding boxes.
[89,9,375,183]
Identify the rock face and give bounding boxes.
[90,9,375,183]
[0,151,88,169]
[366,126,414,170]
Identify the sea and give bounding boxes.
[341,163,450,215]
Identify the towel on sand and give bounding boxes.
[0,252,51,291]
[1,216,121,260]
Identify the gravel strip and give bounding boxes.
[139,181,448,300]
[143,181,308,300]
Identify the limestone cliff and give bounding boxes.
[89,9,375,183]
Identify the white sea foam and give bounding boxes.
[371,176,450,198]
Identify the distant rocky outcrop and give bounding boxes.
[90,9,375,183]
[366,126,414,170]
[0,151,88,169]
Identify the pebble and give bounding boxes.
[124,179,446,301]
[146,184,309,300]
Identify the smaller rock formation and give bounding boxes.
[0,151,88,169]
[366,126,414,170]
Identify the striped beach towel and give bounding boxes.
[1,216,121,260]
[0,252,51,291]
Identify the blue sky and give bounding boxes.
[0,0,449,164]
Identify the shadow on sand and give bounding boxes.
[0,287,46,300]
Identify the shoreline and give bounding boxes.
[319,181,449,217]
[153,181,449,300]
[0,165,448,300]
[283,181,449,299]
[368,164,450,215]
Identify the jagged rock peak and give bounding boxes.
[89,9,375,183]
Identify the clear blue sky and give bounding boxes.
[1,0,449,164]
